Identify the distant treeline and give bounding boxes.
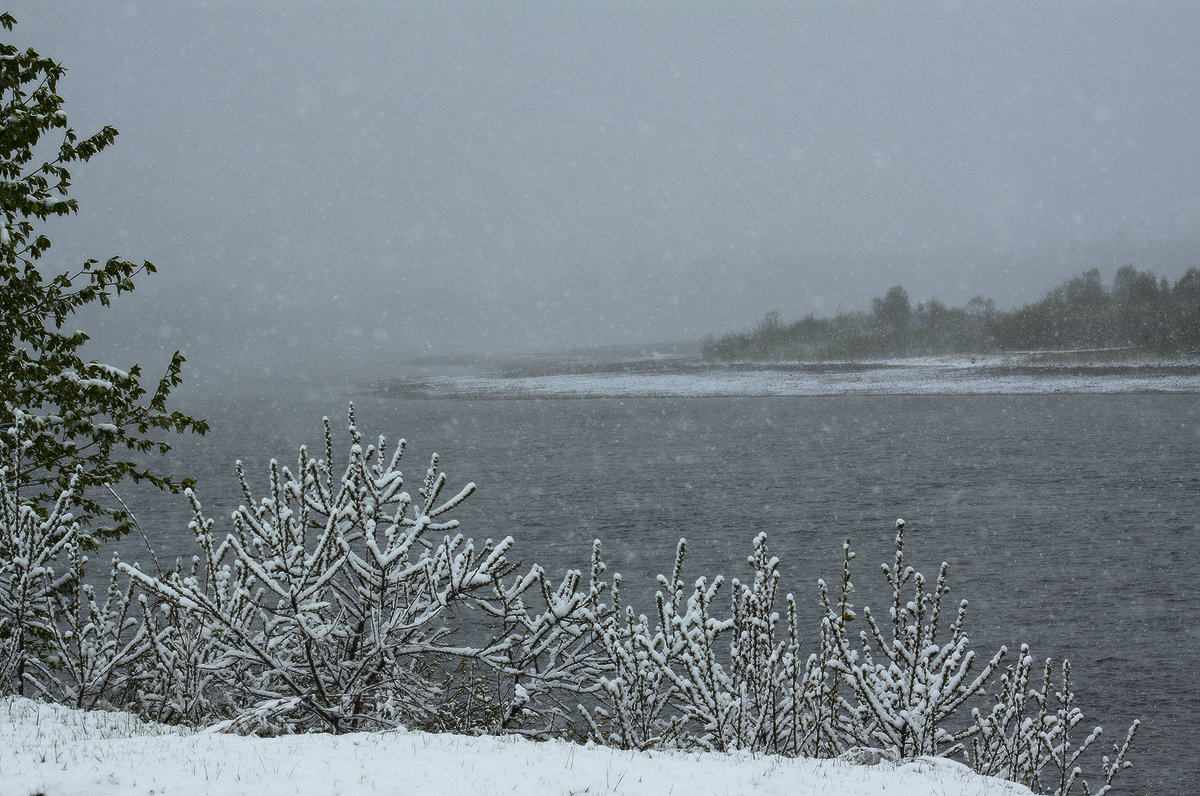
[702,265,1200,360]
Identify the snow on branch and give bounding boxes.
[121,406,609,736]
[2,407,1139,794]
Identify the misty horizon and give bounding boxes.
[6,1,1199,389]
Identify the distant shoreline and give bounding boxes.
[369,354,1200,399]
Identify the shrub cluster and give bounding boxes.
[0,409,1137,796]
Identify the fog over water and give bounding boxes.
[7,1,1200,389]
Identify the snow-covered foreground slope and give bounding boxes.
[3,697,1031,796]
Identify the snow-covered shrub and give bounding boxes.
[123,406,610,735]
[580,566,689,750]
[824,519,1006,759]
[822,519,1137,795]
[808,538,863,756]
[583,534,831,755]
[35,549,147,711]
[1,418,147,707]
[1,416,86,696]
[0,460,86,696]
[131,523,244,726]
[582,521,1137,796]
[968,649,1138,796]
[486,538,612,738]
[3,402,1140,793]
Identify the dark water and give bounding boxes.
[122,390,1199,794]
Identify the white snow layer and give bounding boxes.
[2,696,1032,796]
[427,358,1200,398]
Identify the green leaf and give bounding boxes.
[0,14,205,534]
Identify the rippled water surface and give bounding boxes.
[125,390,1199,794]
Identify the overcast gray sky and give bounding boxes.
[7,1,1200,386]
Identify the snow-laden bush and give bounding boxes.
[967,649,1138,796]
[122,406,610,735]
[0,457,85,696]
[581,534,834,755]
[37,549,147,711]
[826,521,1137,796]
[2,407,1138,793]
[580,520,1136,796]
[580,533,856,756]
[1,417,147,708]
[825,519,1006,758]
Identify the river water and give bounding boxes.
[120,385,1199,794]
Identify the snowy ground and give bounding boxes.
[2,696,1033,796]
[380,355,1200,399]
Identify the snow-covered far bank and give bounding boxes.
[375,355,1200,399]
[2,696,1032,796]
